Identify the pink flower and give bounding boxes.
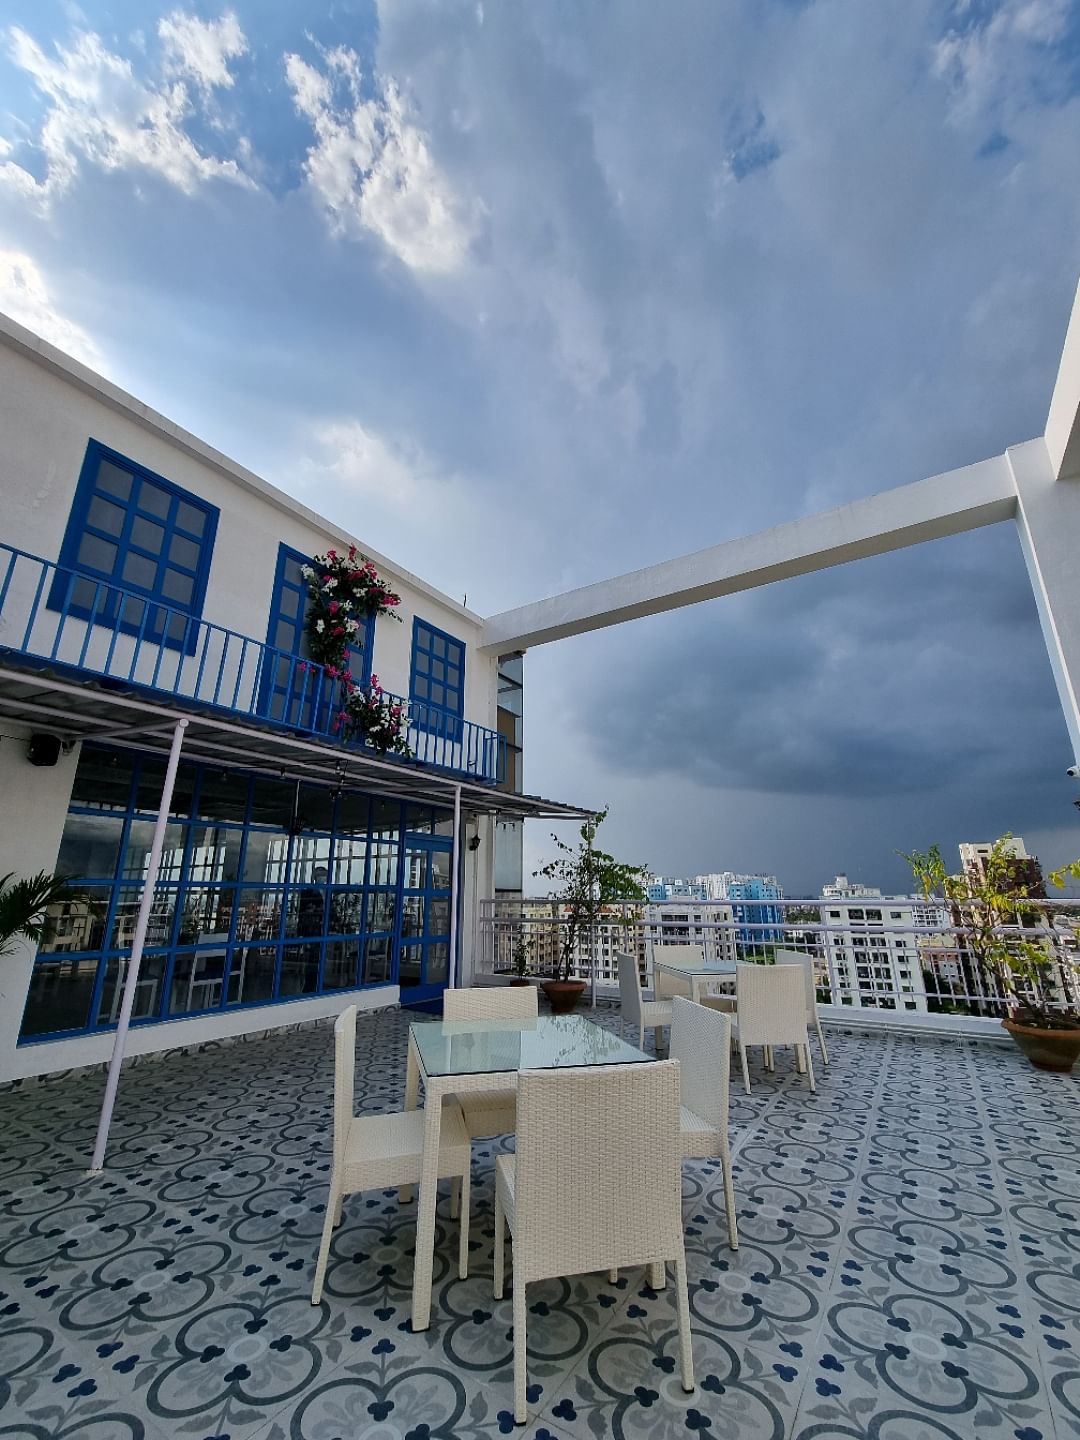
[327,548,338,560]
[348,545,356,560]
[326,665,338,678]
[387,595,400,606]
[328,601,339,615]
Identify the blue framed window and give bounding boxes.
[51,440,218,651]
[410,618,465,740]
[17,747,456,1043]
[260,544,371,727]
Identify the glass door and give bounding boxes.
[396,837,453,1006]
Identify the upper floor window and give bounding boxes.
[261,544,371,726]
[53,440,218,649]
[410,619,465,738]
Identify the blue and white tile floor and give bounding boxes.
[0,1005,1077,1439]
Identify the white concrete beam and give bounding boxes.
[1046,278,1080,482]
[480,456,1018,652]
[1009,437,1080,763]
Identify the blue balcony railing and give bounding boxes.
[0,544,505,785]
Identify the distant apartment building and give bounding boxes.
[691,873,785,951]
[822,874,883,900]
[643,900,737,965]
[645,878,709,902]
[820,893,929,1012]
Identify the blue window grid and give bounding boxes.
[49,439,219,653]
[410,617,465,739]
[18,753,444,1044]
[260,544,371,726]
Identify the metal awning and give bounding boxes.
[0,662,595,821]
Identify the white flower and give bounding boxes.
[301,565,314,579]
[316,619,325,633]
[323,576,337,590]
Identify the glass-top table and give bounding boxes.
[403,1011,651,1332]
[653,958,737,1002]
[410,1012,650,1078]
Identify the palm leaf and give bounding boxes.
[0,871,72,957]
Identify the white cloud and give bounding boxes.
[284,46,472,273]
[0,17,252,206]
[158,10,247,94]
[933,0,1072,122]
[0,249,105,370]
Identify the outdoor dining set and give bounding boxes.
[309,948,828,1424]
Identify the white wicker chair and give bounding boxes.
[442,984,539,1137]
[650,943,707,1001]
[774,949,829,1065]
[311,1005,472,1305]
[617,951,673,1050]
[731,963,816,1095]
[493,1060,694,1422]
[670,996,738,1250]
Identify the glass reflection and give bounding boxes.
[362,936,391,984]
[96,954,166,1026]
[168,948,226,1014]
[234,889,283,942]
[22,958,99,1035]
[56,812,124,881]
[323,940,358,990]
[226,945,277,1005]
[110,888,177,948]
[279,943,320,998]
[38,888,110,954]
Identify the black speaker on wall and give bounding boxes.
[27,733,61,767]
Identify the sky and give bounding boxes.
[1,0,1079,896]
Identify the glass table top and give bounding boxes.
[410,1013,651,1078]
[653,960,738,978]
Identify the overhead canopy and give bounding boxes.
[0,660,595,821]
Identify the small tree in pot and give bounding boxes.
[533,810,648,1014]
[903,836,1080,1071]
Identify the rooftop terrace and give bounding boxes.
[0,1005,1077,1440]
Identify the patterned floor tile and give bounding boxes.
[1,1008,1078,1439]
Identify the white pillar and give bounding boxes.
[448,783,461,991]
[1009,439,1080,765]
[89,717,188,1172]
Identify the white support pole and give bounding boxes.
[90,717,188,1173]
[448,783,461,992]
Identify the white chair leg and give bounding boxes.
[721,1148,738,1251]
[332,1193,343,1228]
[741,1043,751,1095]
[764,1044,774,1072]
[803,1043,817,1093]
[493,1186,505,1300]
[450,1174,461,1221]
[457,1164,471,1280]
[311,1178,340,1305]
[648,1261,665,1290]
[816,1016,829,1065]
[673,1254,695,1392]
[639,1021,645,1049]
[608,1268,618,1283]
[513,1276,528,1424]
[795,1045,806,1074]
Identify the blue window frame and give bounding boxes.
[51,439,218,651]
[260,544,371,726]
[410,619,465,740]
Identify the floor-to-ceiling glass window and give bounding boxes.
[19,746,453,1042]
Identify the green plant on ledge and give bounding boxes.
[511,935,533,979]
[0,871,71,957]
[534,809,648,985]
[901,835,1080,1030]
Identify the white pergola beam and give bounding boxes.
[1046,279,1080,482]
[480,456,1017,653]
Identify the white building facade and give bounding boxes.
[820,896,930,1012]
[0,317,583,1081]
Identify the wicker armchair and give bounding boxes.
[774,948,830,1065]
[311,1005,472,1304]
[650,942,707,1000]
[670,996,738,1249]
[617,951,673,1050]
[494,1060,694,1422]
[731,963,816,1095]
[442,984,538,1137]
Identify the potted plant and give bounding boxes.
[903,836,1080,1072]
[534,810,648,1014]
[509,935,533,987]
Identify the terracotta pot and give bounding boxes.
[542,979,587,1015]
[509,977,532,987]
[1002,1017,1080,1073]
